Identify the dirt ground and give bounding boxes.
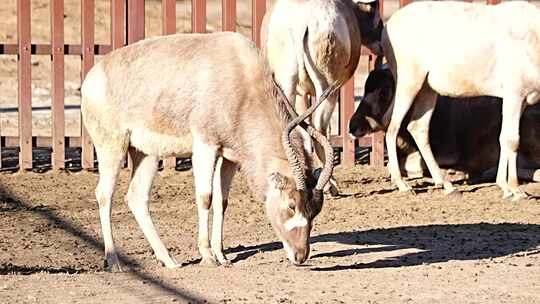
[1,165,539,303]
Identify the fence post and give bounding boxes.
[17,0,32,170]
[192,0,206,33]
[127,0,145,42]
[399,0,411,7]
[340,78,355,167]
[51,0,66,170]
[162,0,176,35]
[252,0,265,47]
[222,0,236,32]
[81,0,95,169]
[162,0,177,170]
[111,0,126,49]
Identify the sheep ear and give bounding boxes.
[268,173,290,191]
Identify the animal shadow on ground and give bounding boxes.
[226,223,540,271]
[308,223,540,271]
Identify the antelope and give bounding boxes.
[381,1,540,200]
[81,32,336,271]
[261,0,383,195]
[349,66,540,184]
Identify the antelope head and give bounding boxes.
[265,78,338,265]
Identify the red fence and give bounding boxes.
[0,0,503,171]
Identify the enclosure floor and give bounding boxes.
[1,166,539,303]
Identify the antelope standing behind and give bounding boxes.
[349,66,540,184]
[81,32,335,271]
[382,1,540,200]
[261,0,383,194]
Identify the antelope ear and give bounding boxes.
[268,172,290,191]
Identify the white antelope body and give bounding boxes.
[382,1,540,199]
[261,0,383,194]
[81,32,334,271]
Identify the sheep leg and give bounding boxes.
[192,136,220,266]
[210,157,237,267]
[406,86,457,195]
[94,142,126,272]
[497,96,527,200]
[125,148,179,268]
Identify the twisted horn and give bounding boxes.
[274,76,339,191]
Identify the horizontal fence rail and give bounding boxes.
[0,0,504,171]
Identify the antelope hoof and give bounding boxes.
[445,188,461,198]
[104,259,123,273]
[510,189,529,202]
[397,183,416,195]
[158,256,180,269]
[501,188,513,200]
[220,260,233,268]
[200,256,220,267]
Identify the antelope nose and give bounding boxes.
[293,249,309,265]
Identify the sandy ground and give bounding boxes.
[1,165,539,303]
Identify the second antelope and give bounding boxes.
[261,0,383,195]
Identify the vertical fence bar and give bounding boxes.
[192,0,206,33]
[81,0,95,169]
[222,0,236,32]
[251,0,265,47]
[51,0,65,170]
[127,0,145,42]
[17,0,32,170]
[162,0,176,35]
[111,0,126,49]
[399,0,411,7]
[162,0,177,170]
[340,78,355,167]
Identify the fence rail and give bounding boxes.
[0,0,503,171]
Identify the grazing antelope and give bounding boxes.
[382,1,540,199]
[81,32,336,271]
[261,0,383,195]
[349,66,540,184]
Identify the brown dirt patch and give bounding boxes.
[1,165,539,303]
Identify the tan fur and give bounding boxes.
[261,0,382,193]
[82,32,320,270]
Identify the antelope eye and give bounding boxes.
[287,202,295,212]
